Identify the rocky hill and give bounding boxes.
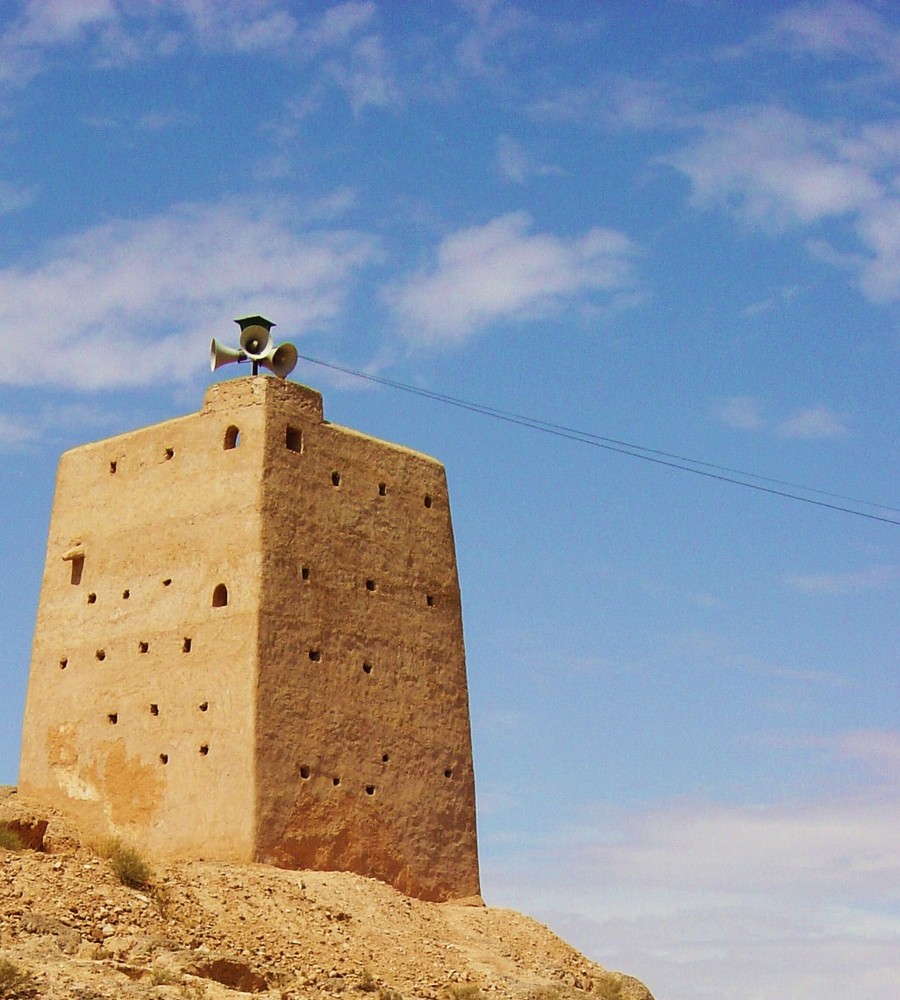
[0,788,653,1000]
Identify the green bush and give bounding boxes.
[103,840,153,889]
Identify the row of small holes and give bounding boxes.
[299,570,434,607]
[329,471,433,509]
[108,448,174,473]
[75,576,172,597]
[59,638,192,669]
[307,654,376,673]
[159,746,208,764]
[296,766,454,787]
[85,581,222,608]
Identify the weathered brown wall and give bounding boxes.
[20,376,480,901]
[253,379,480,901]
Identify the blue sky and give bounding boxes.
[0,2,898,997]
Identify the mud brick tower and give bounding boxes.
[19,376,481,902]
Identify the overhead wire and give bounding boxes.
[295,353,900,527]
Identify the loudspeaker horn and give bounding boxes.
[210,339,245,372]
[239,324,273,360]
[259,342,298,379]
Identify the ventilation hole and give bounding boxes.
[286,426,302,452]
[87,592,96,604]
[424,495,433,508]
[150,704,159,716]
[212,583,228,607]
[122,589,130,600]
[224,425,240,450]
[308,649,321,662]
[164,447,174,460]
[138,641,149,654]
[107,713,118,725]
[70,554,84,586]
[365,785,375,796]
[362,662,373,674]
[199,701,208,712]
[95,649,105,662]
[331,470,341,486]
[365,579,377,592]
[159,753,168,765]
[182,637,192,653]
[332,777,341,786]
[444,768,453,778]
[382,753,390,763]
[199,745,209,756]
[109,460,117,474]
[378,482,387,496]
[162,578,172,587]
[300,765,310,779]
[426,594,435,607]
[301,566,310,582]
[59,657,68,670]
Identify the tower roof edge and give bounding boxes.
[203,375,324,423]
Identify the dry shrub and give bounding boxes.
[102,839,153,889]
[0,957,36,998]
[0,825,24,852]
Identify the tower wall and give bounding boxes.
[20,377,480,901]
[19,388,267,859]
[254,379,479,901]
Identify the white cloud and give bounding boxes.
[484,752,900,1000]
[778,404,848,438]
[784,565,894,594]
[0,179,34,214]
[771,0,900,70]
[713,395,765,430]
[0,412,38,449]
[666,106,880,229]
[0,198,379,390]
[837,730,900,774]
[305,1,377,49]
[713,397,848,439]
[494,135,563,184]
[387,211,639,346]
[664,103,900,301]
[324,32,399,114]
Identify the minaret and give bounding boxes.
[20,348,480,903]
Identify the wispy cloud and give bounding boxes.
[770,0,900,71]
[784,565,895,595]
[0,1,395,116]
[778,404,848,438]
[665,106,881,230]
[664,101,900,301]
[494,135,563,184]
[0,411,38,449]
[0,178,34,214]
[713,397,847,438]
[0,198,379,390]
[387,211,640,346]
[713,395,765,430]
[486,750,900,1000]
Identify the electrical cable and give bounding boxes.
[296,353,900,527]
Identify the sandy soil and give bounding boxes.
[0,787,653,1000]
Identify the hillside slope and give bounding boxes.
[0,788,653,1000]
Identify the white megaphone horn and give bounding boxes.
[210,339,246,372]
[259,342,298,379]
[238,323,274,360]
